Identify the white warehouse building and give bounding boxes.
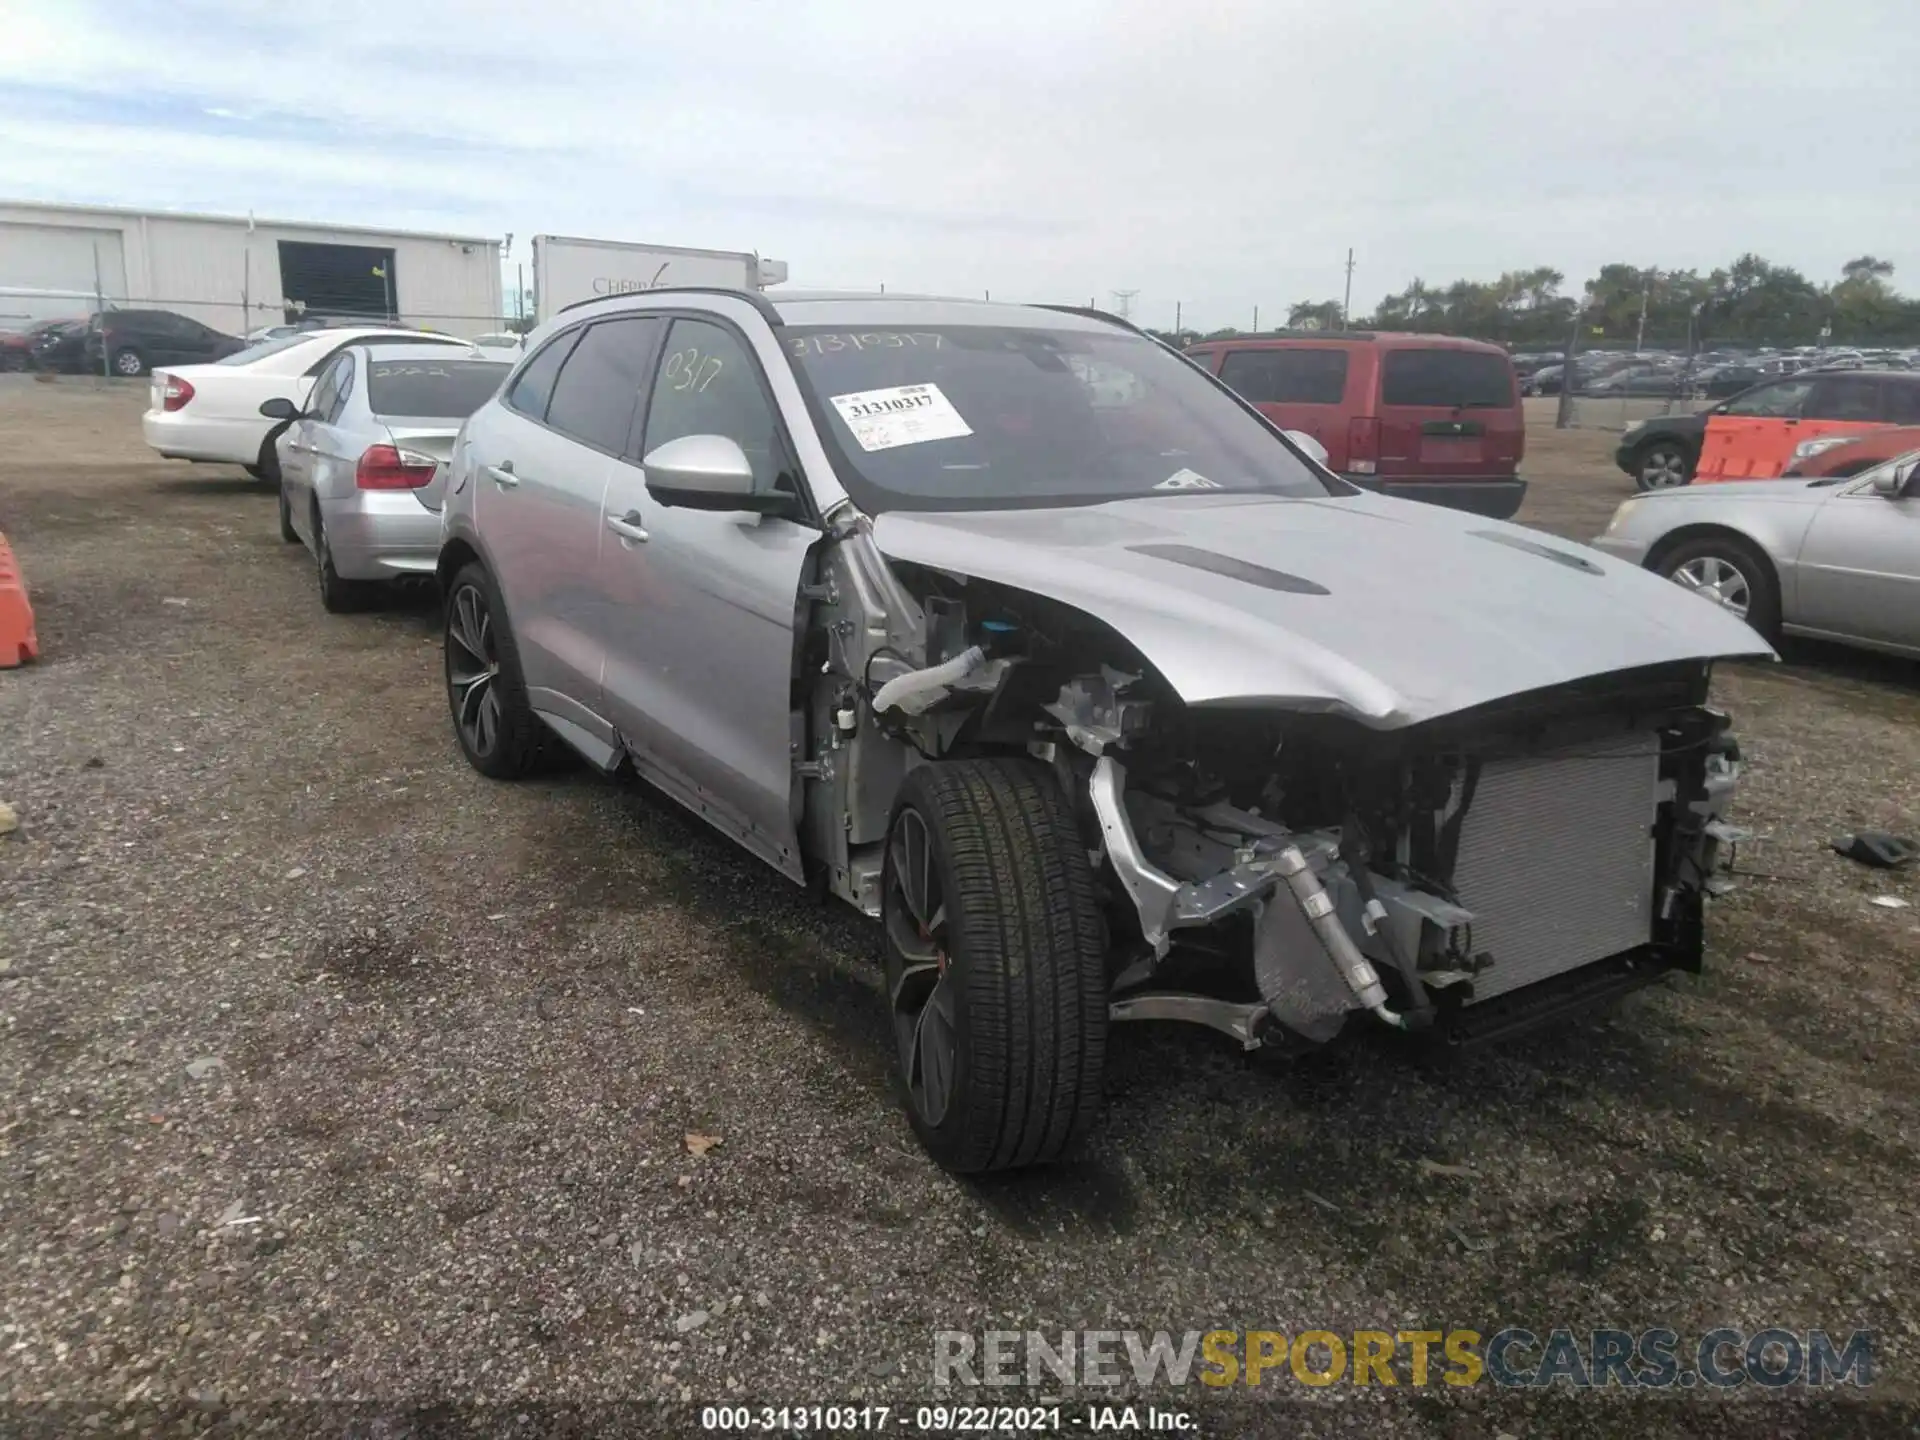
[0,200,504,339]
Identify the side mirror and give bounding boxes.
[258,397,300,421]
[642,433,791,515]
[1873,457,1919,499]
[1283,429,1330,466]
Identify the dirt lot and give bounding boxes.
[2,379,1917,1437]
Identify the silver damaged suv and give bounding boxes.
[437,290,1767,1173]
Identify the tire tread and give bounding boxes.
[897,758,1106,1172]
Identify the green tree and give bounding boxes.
[1842,255,1895,282]
[1286,300,1345,330]
[1826,257,1913,341]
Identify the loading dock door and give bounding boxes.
[277,240,396,321]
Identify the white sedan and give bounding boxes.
[140,327,478,483]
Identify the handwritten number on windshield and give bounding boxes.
[663,348,722,393]
[788,333,943,357]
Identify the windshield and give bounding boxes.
[217,333,318,366]
[367,359,510,418]
[783,325,1338,512]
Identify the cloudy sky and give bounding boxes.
[2,0,1915,331]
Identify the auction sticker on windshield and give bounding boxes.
[830,384,973,452]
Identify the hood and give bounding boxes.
[871,491,1773,727]
[1643,478,1838,504]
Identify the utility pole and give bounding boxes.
[1110,289,1138,321]
[1556,296,1589,430]
[1253,304,1260,332]
[1175,300,1182,334]
[1342,248,1355,327]
[1636,268,1654,352]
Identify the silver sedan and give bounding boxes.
[264,344,510,611]
[1593,449,1920,656]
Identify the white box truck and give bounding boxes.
[531,236,788,324]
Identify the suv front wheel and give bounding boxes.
[882,759,1108,1173]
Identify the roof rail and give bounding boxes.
[1035,304,1156,335]
[555,286,784,325]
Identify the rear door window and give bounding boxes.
[1721,379,1813,417]
[504,329,583,423]
[306,357,345,420]
[1883,384,1920,425]
[1804,375,1882,422]
[323,353,355,423]
[1380,349,1514,408]
[1218,348,1348,404]
[542,316,665,454]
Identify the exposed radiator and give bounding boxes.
[1450,732,1661,1003]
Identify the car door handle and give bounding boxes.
[485,462,520,489]
[606,511,649,544]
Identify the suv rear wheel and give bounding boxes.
[443,562,548,779]
[881,759,1108,1173]
[1633,440,1692,490]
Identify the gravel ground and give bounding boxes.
[2,378,1917,1438]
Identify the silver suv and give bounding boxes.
[437,290,1763,1173]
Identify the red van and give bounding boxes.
[1186,331,1526,518]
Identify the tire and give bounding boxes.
[1656,535,1781,641]
[1632,440,1693,491]
[112,347,147,378]
[277,482,298,544]
[881,758,1108,1173]
[443,561,548,779]
[313,507,375,614]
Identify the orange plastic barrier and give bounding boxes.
[0,529,39,667]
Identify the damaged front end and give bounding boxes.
[797,511,1747,1055]
[1067,662,1744,1050]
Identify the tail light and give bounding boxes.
[161,376,195,411]
[355,444,437,490]
[1347,417,1380,475]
